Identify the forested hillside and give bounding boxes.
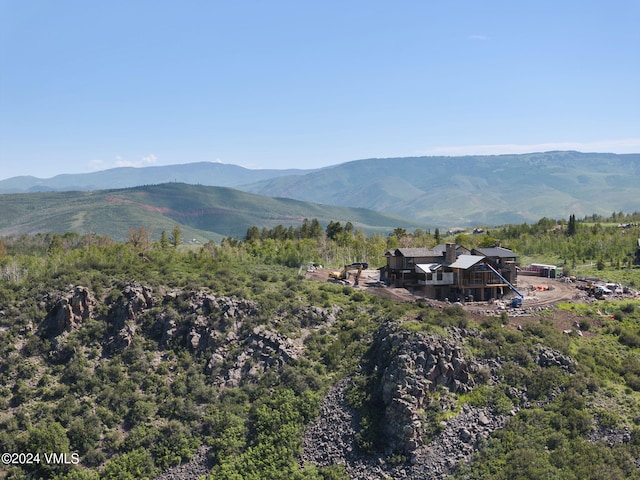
[2,151,639,229]
[1,212,640,479]
[0,183,419,242]
[243,151,640,226]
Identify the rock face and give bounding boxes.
[209,325,301,388]
[153,445,212,480]
[301,322,509,479]
[105,282,155,352]
[370,323,479,454]
[101,285,303,388]
[38,281,342,390]
[301,379,509,480]
[154,290,258,354]
[42,286,94,336]
[537,345,575,372]
[301,321,581,479]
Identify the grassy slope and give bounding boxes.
[0,183,421,241]
[242,151,640,225]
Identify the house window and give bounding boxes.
[426,273,433,281]
[437,270,443,281]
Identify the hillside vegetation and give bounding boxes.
[0,183,419,242]
[1,212,640,479]
[2,151,638,229]
[243,151,640,226]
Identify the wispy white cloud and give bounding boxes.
[468,34,488,41]
[114,154,158,168]
[141,154,158,165]
[421,138,640,156]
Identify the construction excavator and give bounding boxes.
[328,264,364,285]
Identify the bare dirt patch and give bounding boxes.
[305,268,416,302]
[304,268,635,335]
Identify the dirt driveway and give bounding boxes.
[305,268,582,307]
[513,276,578,307]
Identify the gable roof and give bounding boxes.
[449,254,485,270]
[473,247,518,258]
[432,244,470,255]
[395,247,438,258]
[415,263,442,273]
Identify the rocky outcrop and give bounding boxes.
[153,445,212,480]
[536,345,575,372]
[301,379,509,480]
[301,321,584,479]
[209,325,301,388]
[301,322,508,479]
[370,323,480,454]
[155,292,258,352]
[105,282,155,352]
[151,290,303,387]
[42,286,94,336]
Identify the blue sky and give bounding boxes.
[1,1,639,180]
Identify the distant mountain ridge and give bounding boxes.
[0,162,315,193]
[0,183,420,241]
[241,151,640,225]
[1,151,639,227]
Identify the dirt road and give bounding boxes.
[515,276,578,307]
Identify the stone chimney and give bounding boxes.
[445,243,457,264]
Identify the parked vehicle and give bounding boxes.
[348,262,369,270]
[595,285,613,295]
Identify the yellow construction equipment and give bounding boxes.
[328,264,364,285]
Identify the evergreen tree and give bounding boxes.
[245,226,260,242]
[393,227,407,238]
[159,230,169,249]
[309,218,323,239]
[299,218,310,239]
[567,214,577,236]
[326,221,343,240]
[170,224,182,248]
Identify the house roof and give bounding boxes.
[449,255,485,270]
[432,243,470,254]
[415,263,442,273]
[473,247,518,258]
[395,248,438,258]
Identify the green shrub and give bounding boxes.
[621,303,637,314]
[351,291,366,302]
[578,319,591,331]
[619,330,640,348]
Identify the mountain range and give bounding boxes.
[0,183,418,242]
[242,151,640,225]
[1,151,639,238]
[0,162,310,193]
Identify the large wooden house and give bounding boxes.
[381,243,519,302]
